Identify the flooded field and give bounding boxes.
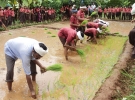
[0,21,134,100]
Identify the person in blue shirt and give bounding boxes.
[4,37,48,99]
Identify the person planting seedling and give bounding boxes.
[58,27,84,60]
[4,37,48,99]
[84,28,102,44]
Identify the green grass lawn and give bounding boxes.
[42,36,128,99]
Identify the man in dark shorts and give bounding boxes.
[4,37,48,99]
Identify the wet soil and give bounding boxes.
[0,21,134,100]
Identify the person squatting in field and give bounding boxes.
[4,37,48,99]
[84,28,102,44]
[58,27,84,60]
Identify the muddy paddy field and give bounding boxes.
[0,21,134,100]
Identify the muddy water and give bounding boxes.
[0,21,134,100]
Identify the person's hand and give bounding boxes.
[31,91,36,99]
[40,67,46,73]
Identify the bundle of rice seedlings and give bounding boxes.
[80,20,88,26]
[76,49,86,61]
[41,64,62,73]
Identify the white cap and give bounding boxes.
[131,7,135,15]
[97,28,102,33]
[34,43,48,56]
[77,31,84,40]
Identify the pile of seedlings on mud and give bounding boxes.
[112,59,135,100]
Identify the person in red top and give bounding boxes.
[84,28,102,44]
[77,6,88,24]
[70,9,79,30]
[58,27,84,60]
[0,7,5,25]
[87,22,100,29]
[0,18,7,30]
[111,7,116,19]
[122,7,126,20]
[103,7,108,18]
[98,6,103,18]
[11,8,15,25]
[3,6,10,26]
[77,6,89,33]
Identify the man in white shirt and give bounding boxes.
[131,3,135,23]
[4,37,48,99]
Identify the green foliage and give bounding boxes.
[0,0,8,7]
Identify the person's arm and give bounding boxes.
[26,75,36,99]
[70,22,80,27]
[33,60,46,71]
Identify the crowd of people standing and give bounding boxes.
[0,4,134,30]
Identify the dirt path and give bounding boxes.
[0,21,134,100]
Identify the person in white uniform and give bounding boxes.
[4,37,48,99]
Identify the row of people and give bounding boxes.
[101,7,132,20]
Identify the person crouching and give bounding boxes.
[58,27,84,60]
[84,28,102,44]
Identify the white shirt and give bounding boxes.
[4,37,39,75]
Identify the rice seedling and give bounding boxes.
[47,32,51,34]
[42,91,46,100]
[51,35,56,37]
[66,87,71,99]
[35,84,39,95]
[76,49,86,61]
[44,28,48,30]
[32,32,35,33]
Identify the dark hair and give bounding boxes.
[39,43,47,50]
[81,31,84,37]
